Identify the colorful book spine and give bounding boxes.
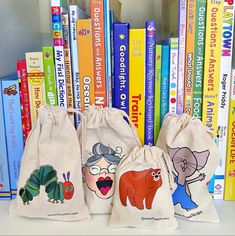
[145,21,157,146]
[110,10,115,106]
[169,38,179,114]
[224,69,235,200]
[17,60,32,143]
[42,47,58,106]
[113,22,130,114]
[62,13,74,113]
[154,45,162,144]
[193,0,207,119]
[129,29,145,145]
[90,0,107,107]
[184,0,196,115]
[177,0,187,114]
[1,79,24,198]
[0,83,11,199]
[212,0,234,199]
[160,45,170,125]
[76,19,95,111]
[202,0,224,139]
[51,0,68,108]
[104,0,112,107]
[25,52,46,126]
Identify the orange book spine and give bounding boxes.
[76,19,95,111]
[90,0,107,107]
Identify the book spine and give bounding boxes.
[145,21,157,146]
[17,60,32,143]
[69,5,82,127]
[212,0,235,199]
[177,0,187,114]
[42,47,58,106]
[62,13,74,113]
[110,10,115,105]
[224,69,235,200]
[104,0,112,107]
[193,0,207,119]
[169,38,179,114]
[184,0,196,115]
[25,52,46,126]
[202,0,224,139]
[76,19,95,111]
[90,0,107,107]
[1,80,24,198]
[129,29,145,145]
[51,0,68,108]
[160,45,170,125]
[113,23,130,114]
[0,83,11,199]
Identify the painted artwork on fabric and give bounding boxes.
[82,142,123,199]
[19,165,74,205]
[119,168,162,210]
[167,146,209,210]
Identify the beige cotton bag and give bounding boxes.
[109,145,177,230]
[10,105,90,221]
[156,113,220,223]
[78,105,141,214]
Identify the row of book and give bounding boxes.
[0,0,235,202]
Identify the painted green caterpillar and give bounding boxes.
[19,165,74,205]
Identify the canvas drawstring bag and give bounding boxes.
[77,105,141,214]
[109,145,177,230]
[10,105,90,221]
[156,113,220,223]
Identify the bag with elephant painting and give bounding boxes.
[10,105,90,221]
[109,146,177,230]
[156,113,220,223]
[77,105,141,214]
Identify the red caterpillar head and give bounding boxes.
[62,172,74,200]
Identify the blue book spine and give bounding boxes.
[0,83,11,200]
[110,10,115,106]
[160,45,170,125]
[145,21,157,146]
[104,0,112,107]
[113,23,130,114]
[1,79,24,199]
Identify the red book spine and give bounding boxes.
[17,60,32,144]
[90,0,107,107]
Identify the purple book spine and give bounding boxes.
[145,21,157,145]
[113,23,130,114]
[177,0,187,114]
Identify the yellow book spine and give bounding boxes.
[129,29,145,145]
[224,70,235,200]
[76,19,95,111]
[25,52,46,126]
[184,0,196,115]
[202,0,224,139]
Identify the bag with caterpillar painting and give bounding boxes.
[77,105,141,214]
[156,113,220,223]
[109,146,177,230]
[10,106,90,221]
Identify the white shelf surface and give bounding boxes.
[0,200,234,235]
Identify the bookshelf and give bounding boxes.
[0,0,235,235]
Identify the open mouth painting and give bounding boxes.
[96,177,113,196]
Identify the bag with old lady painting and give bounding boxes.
[156,113,220,223]
[77,105,141,214]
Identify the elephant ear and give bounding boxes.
[167,145,180,160]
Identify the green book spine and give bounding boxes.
[43,47,58,106]
[192,0,207,119]
[154,45,162,144]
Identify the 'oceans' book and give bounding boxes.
[129,29,145,145]
[0,82,11,199]
[113,22,130,114]
[145,21,157,146]
[1,79,24,198]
